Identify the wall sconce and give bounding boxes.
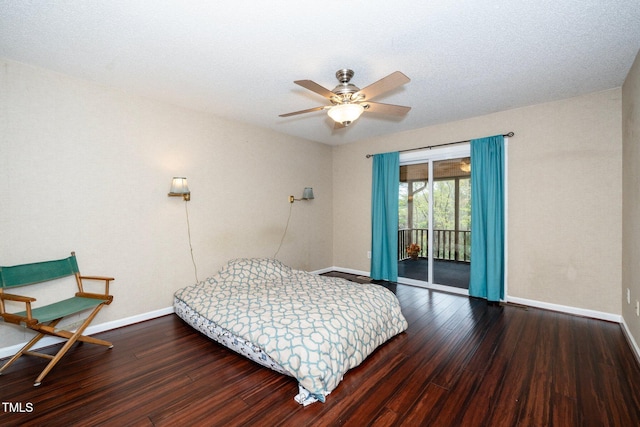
[289,187,314,203]
[168,177,191,201]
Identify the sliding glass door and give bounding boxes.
[398,146,471,290]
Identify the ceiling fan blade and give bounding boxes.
[356,71,410,101]
[294,80,336,99]
[279,106,328,117]
[363,101,411,116]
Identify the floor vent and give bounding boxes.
[501,301,529,310]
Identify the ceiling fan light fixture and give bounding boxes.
[280,69,411,126]
[328,103,365,126]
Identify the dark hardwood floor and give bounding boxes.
[2,275,640,426]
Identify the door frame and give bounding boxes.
[399,144,472,296]
[398,139,509,299]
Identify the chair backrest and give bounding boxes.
[0,254,79,289]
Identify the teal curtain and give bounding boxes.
[469,135,505,301]
[371,152,399,281]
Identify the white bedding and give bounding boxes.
[173,258,408,404]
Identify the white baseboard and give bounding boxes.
[329,266,622,323]
[6,271,633,364]
[0,306,175,359]
[506,296,621,323]
[310,266,335,275]
[621,317,640,365]
[326,266,370,277]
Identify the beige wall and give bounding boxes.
[0,58,333,347]
[333,89,622,315]
[622,50,640,346]
[0,55,630,350]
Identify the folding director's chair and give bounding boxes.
[0,252,114,386]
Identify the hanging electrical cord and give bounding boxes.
[273,202,293,259]
[184,200,199,283]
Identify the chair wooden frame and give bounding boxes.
[0,251,114,386]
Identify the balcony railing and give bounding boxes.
[398,228,471,262]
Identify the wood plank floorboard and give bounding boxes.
[1,275,640,426]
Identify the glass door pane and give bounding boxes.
[398,162,429,282]
[398,155,470,289]
[432,158,470,289]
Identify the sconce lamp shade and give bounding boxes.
[289,187,315,203]
[302,187,314,200]
[168,177,191,201]
[327,103,364,126]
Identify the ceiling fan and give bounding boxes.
[279,69,411,128]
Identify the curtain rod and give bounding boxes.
[365,132,514,158]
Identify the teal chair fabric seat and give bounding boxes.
[13,296,105,325]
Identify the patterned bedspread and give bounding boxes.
[173,258,408,404]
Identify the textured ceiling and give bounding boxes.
[1,1,639,145]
